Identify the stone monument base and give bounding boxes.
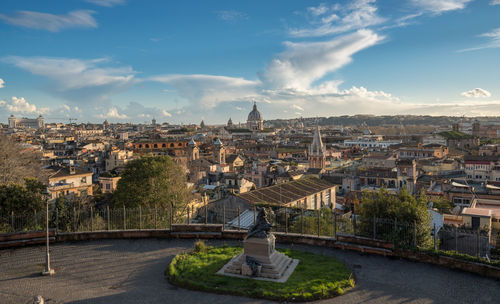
[218,234,298,282]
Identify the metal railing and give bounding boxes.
[0,204,496,259]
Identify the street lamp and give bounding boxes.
[42,189,55,276]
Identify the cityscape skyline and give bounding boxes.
[1,0,500,124]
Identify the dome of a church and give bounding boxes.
[247,102,262,121]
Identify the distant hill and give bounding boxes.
[265,115,500,128]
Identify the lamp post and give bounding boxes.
[42,189,55,276]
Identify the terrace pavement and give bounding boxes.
[0,238,498,303]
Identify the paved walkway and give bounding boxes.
[0,239,498,303]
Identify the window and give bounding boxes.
[81,177,87,183]
[106,184,111,190]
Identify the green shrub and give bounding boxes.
[193,240,208,253]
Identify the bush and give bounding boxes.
[193,240,208,253]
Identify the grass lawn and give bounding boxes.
[166,245,354,302]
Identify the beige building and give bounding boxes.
[8,114,44,129]
[99,176,121,194]
[461,198,500,231]
[237,177,336,210]
[48,166,93,200]
[362,152,397,169]
[106,149,134,171]
[398,144,448,159]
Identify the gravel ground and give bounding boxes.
[0,238,498,304]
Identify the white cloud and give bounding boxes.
[85,0,125,7]
[4,56,136,103]
[491,0,500,5]
[0,10,97,32]
[461,88,492,98]
[307,3,331,16]
[411,0,472,14]
[149,28,384,120]
[150,74,260,108]
[290,0,385,37]
[0,78,4,88]
[98,107,127,119]
[216,10,248,22]
[0,96,47,114]
[479,27,500,46]
[261,29,383,91]
[460,27,500,52]
[161,109,172,117]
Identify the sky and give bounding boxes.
[1,0,500,124]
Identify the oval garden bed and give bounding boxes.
[166,244,354,302]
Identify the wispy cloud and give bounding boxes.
[85,0,125,7]
[0,10,97,32]
[459,27,500,52]
[461,88,491,98]
[216,10,248,23]
[262,29,384,91]
[3,56,136,103]
[0,78,4,88]
[411,0,472,14]
[491,0,500,5]
[290,0,385,37]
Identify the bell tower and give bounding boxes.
[187,138,199,163]
[308,122,326,170]
[213,138,225,164]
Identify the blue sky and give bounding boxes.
[1,0,500,124]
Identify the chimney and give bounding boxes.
[69,166,76,175]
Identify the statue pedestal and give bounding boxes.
[220,234,298,281]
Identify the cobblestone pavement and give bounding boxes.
[0,238,498,303]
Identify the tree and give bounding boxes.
[0,178,45,215]
[0,136,46,185]
[112,156,191,214]
[51,196,71,231]
[430,197,453,214]
[358,188,432,248]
